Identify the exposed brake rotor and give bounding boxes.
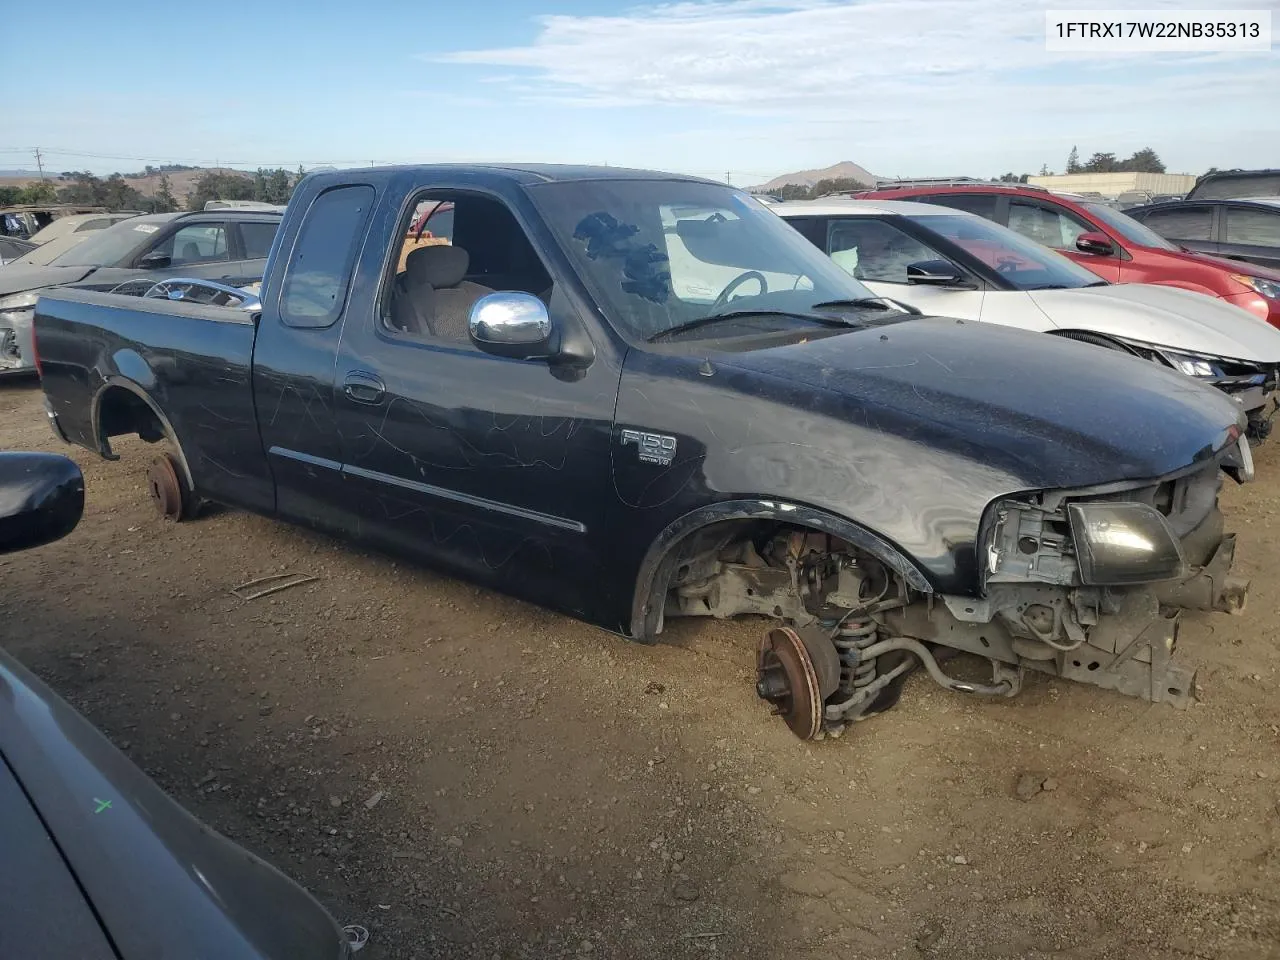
[147,453,187,522]
[756,626,841,740]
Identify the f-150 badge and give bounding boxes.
[620,429,677,466]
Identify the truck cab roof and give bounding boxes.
[307,162,721,187]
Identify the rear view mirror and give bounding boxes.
[0,452,84,555]
[138,251,172,269]
[1075,232,1115,257]
[906,259,965,286]
[469,292,555,360]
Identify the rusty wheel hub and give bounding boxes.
[147,454,185,521]
[756,626,840,740]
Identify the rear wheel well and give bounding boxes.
[93,384,193,492]
[96,385,167,446]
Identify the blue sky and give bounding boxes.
[5,0,1277,185]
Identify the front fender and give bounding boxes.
[628,498,933,640]
[1144,278,1223,299]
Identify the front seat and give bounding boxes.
[409,245,493,342]
[388,245,440,336]
[180,241,201,262]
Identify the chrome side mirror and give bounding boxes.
[468,292,554,359]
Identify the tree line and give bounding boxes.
[761,177,871,200]
[1064,146,1166,175]
[993,147,1167,184]
[0,166,305,213]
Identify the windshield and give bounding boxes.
[49,217,171,267]
[527,179,883,342]
[1079,202,1176,250]
[910,213,1105,290]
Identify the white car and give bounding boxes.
[773,198,1280,437]
[12,213,141,267]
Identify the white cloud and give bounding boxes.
[431,0,1279,175]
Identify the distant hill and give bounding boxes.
[753,161,880,192]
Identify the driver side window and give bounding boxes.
[826,219,942,283]
[1007,201,1090,250]
[153,222,229,266]
[381,191,552,344]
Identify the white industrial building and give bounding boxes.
[1026,172,1198,199]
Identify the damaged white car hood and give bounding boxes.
[1030,284,1280,362]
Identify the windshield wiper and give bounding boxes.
[648,309,861,343]
[809,297,900,311]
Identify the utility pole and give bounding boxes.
[725,171,732,185]
[34,147,45,180]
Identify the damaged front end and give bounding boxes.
[925,446,1249,711]
[665,437,1254,740]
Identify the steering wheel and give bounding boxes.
[710,270,768,312]
[995,259,1020,275]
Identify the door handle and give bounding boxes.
[343,372,385,404]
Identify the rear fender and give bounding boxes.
[628,498,934,641]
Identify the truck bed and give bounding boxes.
[35,288,273,511]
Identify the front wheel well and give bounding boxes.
[629,504,933,641]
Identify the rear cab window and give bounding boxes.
[280,185,376,328]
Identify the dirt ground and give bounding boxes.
[3,379,1279,960]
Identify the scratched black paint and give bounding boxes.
[34,164,1246,639]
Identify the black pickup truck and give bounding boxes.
[35,164,1255,740]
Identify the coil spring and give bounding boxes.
[832,619,879,696]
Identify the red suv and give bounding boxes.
[853,181,1280,327]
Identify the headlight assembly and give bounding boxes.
[1164,351,1219,378]
[1233,274,1280,301]
[1067,502,1186,585]
[0,291,39,318]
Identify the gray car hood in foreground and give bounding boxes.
[0,263,95,297]
[0,648,349,960]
